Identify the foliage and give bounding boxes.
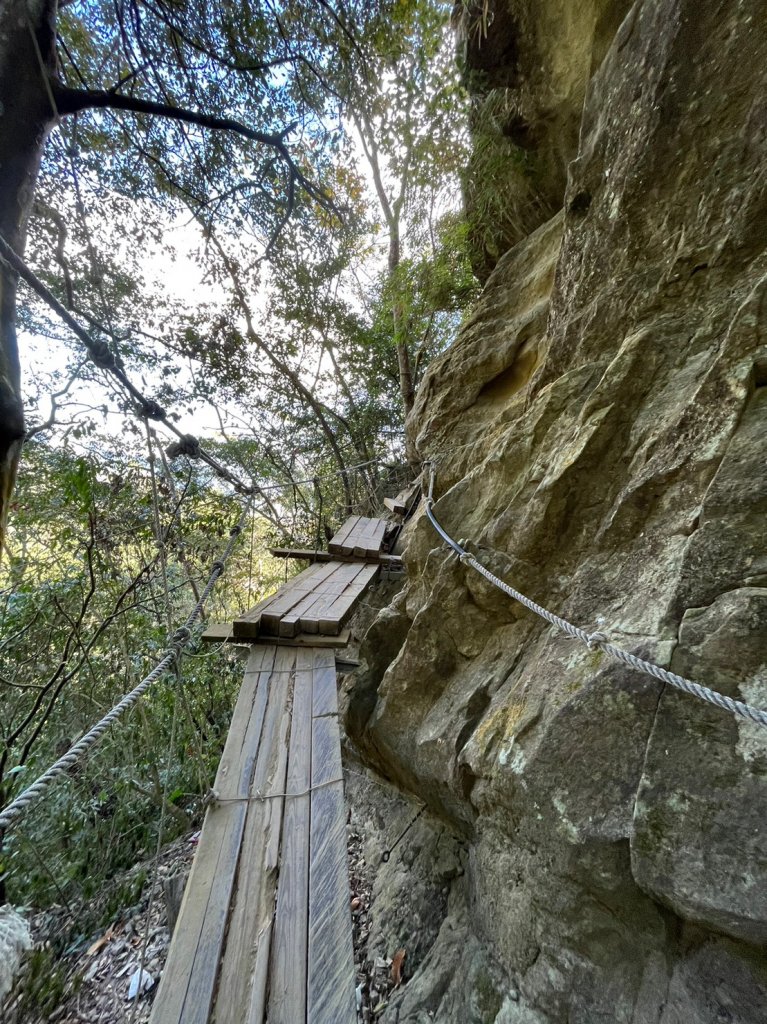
[462,86,557,276]
[0,436,277,912]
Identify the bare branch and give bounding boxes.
[24,356,89,440]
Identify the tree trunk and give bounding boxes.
[0,0,59,549]
[388,226,419,465]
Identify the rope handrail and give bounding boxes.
[0,500,253,833]
[424,465,767,729]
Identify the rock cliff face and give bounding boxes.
[347,1,767,1020]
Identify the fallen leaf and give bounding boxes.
[86,934,109,957]
[390,948,406,988]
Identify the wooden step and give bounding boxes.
[232,559,379,640]
[328,515,387,558]
[199,624,351,648]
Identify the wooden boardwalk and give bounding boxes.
[150,516,394,1024]
[150,645,356,1024]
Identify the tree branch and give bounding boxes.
[50,82,328,206]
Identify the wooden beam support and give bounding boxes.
[383,496,407,515]
[270,547,402,566]
[199,624,352,648]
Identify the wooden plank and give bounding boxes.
[316,563,379,634]
[183,647,277,1022]
[213,647,295,1024]
[267,648,314,1024]
[295,563,366,636]
[332,515,382,557]
[200,626,351,648]
[383,496,407,515]
[229,593,274,639]
[281,568,359,639]
[351,518,378,558]
[150,802,247,1024]
[150,646,276,1024]
[360,519,387,557]
[261,560,354,637]
[342,516,373,556]
[278,592,335,639]
[327,515,362,555]
[308,709,356,1024]
[232,562,335,639]
[259,573,327,634]
[270,547,402,566]
[199,621,238,643]
[312,648,338,717]
[277,563,361,638]
[252,562,333,633]
[370,518,388,553]
[266,630,350,649]
[217,646,276,800]
[395,482,419,509]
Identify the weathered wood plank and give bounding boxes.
[270,547,402,566]
[276,563,361,637]
[383,496,407,515]
[311,648,338,717]
[149,802,245,1024]
[149,646,276,1024]
[199,621,238,643]
[267,648,313,1024]
[363,518,387,557]
[351,518,379,558]
[308,710,356,1024]
[395,482,419,509]
[228,594,273,639]
[217,646,277,801]
[213,647,294,1024]
[341,516,373,556]
[250,560,363,639]
[327,515,362,554]
[330,515,386,557]
[296,564,366,635]
[232,562,334,639]
[253,563,336,636]
[316,563,379,634]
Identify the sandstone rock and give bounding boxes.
[456,0,633,278]
[0,906,31,1003]
[632,588,767,944]
[348,0,767,1019]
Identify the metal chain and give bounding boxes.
[0,500,253,833]
[424,465,767,729]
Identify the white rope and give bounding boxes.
[424,465,767,729]
[0,501,253,833]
